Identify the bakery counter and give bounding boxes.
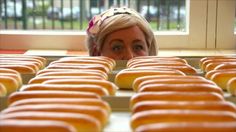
[1,55,236,131]
[103,90,236,132]
[1,56,236,110]
[1,90,236,111]
[0,89,236,132]
[7,56,202,84]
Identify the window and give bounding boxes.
[215,0,235,48]
[0,0,235,51]
[0,0,186,31]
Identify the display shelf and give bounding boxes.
[1,54,236,132]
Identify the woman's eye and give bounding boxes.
[111,42,123,52]
[112,45,122,52]
[133,44,144,51]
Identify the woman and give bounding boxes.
[86,7,158,60]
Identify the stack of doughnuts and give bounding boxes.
[199,56,236,72]
[0,55,46,74]
[0,56,114,132]
[2,86,108,131]
[201,56,236,95]
[1,91,109,131]
[127,56,197,75]
[130,73,236,131]
[134,122,236,132]
[0,120,77,132]
[0,55,46,95]
[133,75,223,95]
[115,56,199,89]
[0,68,22,96]
[26,56,117,96]
[115,68,186,89]
[46,56,115,74]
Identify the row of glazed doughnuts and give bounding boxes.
[200,56,236,95]
[26,56,118,96]
[0,55,46,96]
[115,56,198,89]
[0,56,115,132]
[129,74,236,131]
[0,55,46,74]
[127,56,197,74]
[1,97,110,131]
[0,68,22,96]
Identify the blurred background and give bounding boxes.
[0,0,235,50]
[0,0,186,31]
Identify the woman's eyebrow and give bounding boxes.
[109,39,124,45]
[132,39,145,44]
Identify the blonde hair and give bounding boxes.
[86,8,158,56]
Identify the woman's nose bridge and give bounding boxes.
[125,46,134,59]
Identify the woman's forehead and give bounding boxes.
[105,26,146,42]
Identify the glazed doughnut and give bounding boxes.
[0,83,7,97]
[211,71,236,90]
[0,73,22,87]
[36,69,107,78]
[0,65,36,74]
[204,62,224,72]
[127,60,186,68]
[0,55,46,66]
[134,122,236,132]
[99,56,116,66]
[0,111,101,132]
[0,75,19,95]
[59,56,116,69]
[8,91,100,105]
[132,101,236,114]
[36,71,108,80]
[0,57,45,69]
[127,56,188,67]
[133,75,204,92]
[137,78,217,92]
[50,59,113,71]
[20,84,109,96]
[130,110,236,130]
[205,62,236,72]
[128,62,186,68]
[137,78,216,87]
[131,65,197,75]
[46,63,109,73]
[0,119,77,132]
[0,68,20,75]
[201,59,236,72]
[1,104,109,127]
[227,77,236,96]
[0,61,41,71]
[214,63,236,70]
[205,69,236,80]
[115,68,185,89]
[130,92,224,108]
[199,56,236,70]
[0,63,38,72]
[0,68,22,93]
[138,83,223,96]
[9,98,111,114]
[42,79,117,95]
[28,76,104,84]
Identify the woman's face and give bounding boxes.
[101,25,149,60]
